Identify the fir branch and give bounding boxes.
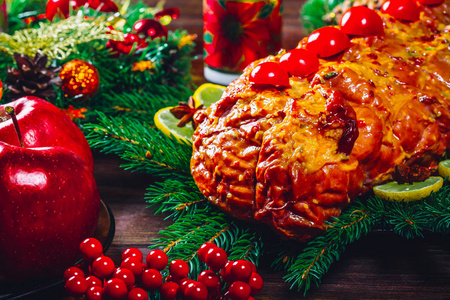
[282,198,380,295]
[85,113,192,178]
[146,178,207,221]
[0,14,123,60]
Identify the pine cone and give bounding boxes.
[6,52,61,101]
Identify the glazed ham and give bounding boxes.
[191,3,450,240]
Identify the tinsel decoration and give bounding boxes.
[60,59,100,100]
[0,14,123,60]
[5,52,60,100]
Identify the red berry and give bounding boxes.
[230,260,254,282]
[197,270,220,291]
[63,266,85,282]
[248,272,264,295]
[160,281,179,300]
[92,255,115,278]
[80,237,103,262]
[141,268,163,291]
[249,61,290,88]
[169,259,190,280]
[86,275,103,288]
[113,267,136,290]
[122,247,144,263]
[339,6,384,37]
[45,0,70,21]
[306,26,351,58]
[64,275,88,296]
[381,0,420,22]
[128,287,149,300]
[121,257,144,277]
[220,260,235,283]
[146,249,168,271]
[104,278,128,299]
[279,48,320,78]
[198,243,217,263]
[179,278,196,296]
[86,286,103,300]
[184,281,209,300]
[228,281,252,300]
[205,247,228,271]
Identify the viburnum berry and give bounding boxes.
[248,272,264,295]
[179,278,196,296]
[113,267,136,290]
[249,61,290,88]
[230,260,254,282]
[160,281,179,300]
[197,270,220,291]
[86,286,103,300]
[184,281,209,300]
[92,255,116,278]
[104,278,128,300]
[128,287,149,300]
[121,256,144,277]
[63,266,85,282]
[279,48,320,78]
[169,259,190,280]
[122,247,144,263]
[85,275,103,288]
[141,268,163,291]
[228,281,252,300]
[146,249,168,271]
[64,275,88,297]
[79,237,103,262]
[205,247,228,271]
[197,242,217,263]
[220,260,235,283]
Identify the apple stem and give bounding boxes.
[5,106,25,148]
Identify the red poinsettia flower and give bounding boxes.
[203,0,279,72]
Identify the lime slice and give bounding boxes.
[373,176,444,202]
[154,107,194,144]
[438,159,450,180]
[193,83,226,108]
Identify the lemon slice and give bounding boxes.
[373,176,443,202]
[438,159,450,180]
[193,83,226,108]
[154,107,194,144]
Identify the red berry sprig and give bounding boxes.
[64,238,264,300]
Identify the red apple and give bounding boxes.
[0,140,100,282]
[0,97,94,172]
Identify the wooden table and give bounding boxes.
[13,0,450,299]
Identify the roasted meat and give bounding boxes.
[191,3,450,240]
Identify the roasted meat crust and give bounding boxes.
[191,4,450,240]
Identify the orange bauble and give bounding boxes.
[0,79,3,100]
[60,59,100,100]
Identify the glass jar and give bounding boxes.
[203,0,283,85]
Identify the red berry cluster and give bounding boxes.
[64,238,263,300]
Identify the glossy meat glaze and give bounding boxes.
[191,3,450,240]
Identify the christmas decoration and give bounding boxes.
[60,59,100,100]
[0,105,100,282]
[5,52,61,101]
[64,238,265,300]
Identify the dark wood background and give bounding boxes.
[18,0,450,299]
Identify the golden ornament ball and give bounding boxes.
[60,59,100,100]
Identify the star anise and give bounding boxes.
[170,96,203,128]
[392,164,432,184]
